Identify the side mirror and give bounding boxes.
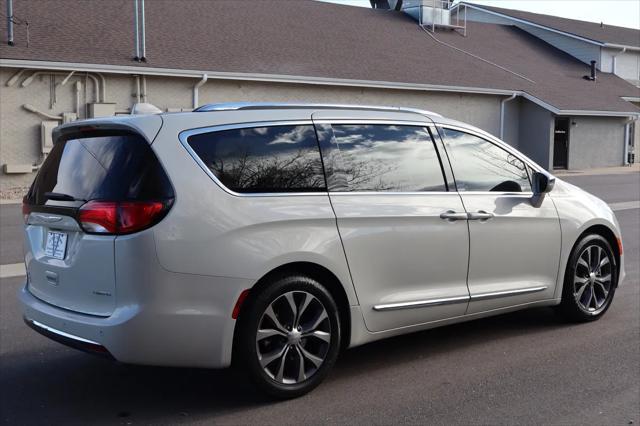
[532,171,555,195]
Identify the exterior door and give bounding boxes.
[553,117,570,169]
[438,127,561,314]
[314,117,470,333]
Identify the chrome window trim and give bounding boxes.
[29,319,101,345]
[179,120,328,198]
[373,285,548,311]
[312,119,432,126]
[330,191,454,196]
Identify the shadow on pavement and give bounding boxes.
[1,306,570,424]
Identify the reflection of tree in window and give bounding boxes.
[188,125,326,193]
[442,129,530,192]
[330,125,446,192]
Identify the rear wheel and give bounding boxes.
[559,234,617,322]
[236,274,341,399]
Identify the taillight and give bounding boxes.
[78,200,172,235]
[22,197,31,224]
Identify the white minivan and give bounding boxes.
[20,103,624,398]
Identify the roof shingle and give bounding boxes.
[0,0,638,114]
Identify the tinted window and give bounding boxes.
[187,125,325,193]
[441,128,531,192]
[27,132,174,206]
[324,124,446,192]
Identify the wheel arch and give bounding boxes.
[570,224,621,286]
[232,261,352,364]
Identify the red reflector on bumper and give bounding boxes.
[232,289,251,319]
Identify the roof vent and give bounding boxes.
[584,60,597,81]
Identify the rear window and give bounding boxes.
[186,125,326,193]
[26,131,174,206]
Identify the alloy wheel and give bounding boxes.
[256,291,331,384]
[573,244,612,313]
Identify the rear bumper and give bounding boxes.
[19,272,253,368]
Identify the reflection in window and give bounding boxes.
[187,125,325,193]
[441,129,531,192]
[328,125,446,192]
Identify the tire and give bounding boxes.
[235,274,341,399]
[558,234,617,322]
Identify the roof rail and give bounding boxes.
[194,102,442,117]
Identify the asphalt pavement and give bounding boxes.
[1,172,638,425]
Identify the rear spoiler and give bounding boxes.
[52,115,163,145]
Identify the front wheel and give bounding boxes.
[558,234,617,322]
[236,274,341,399]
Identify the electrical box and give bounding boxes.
[89,103,116,118]
[41,121,58,154]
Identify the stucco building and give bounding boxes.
[1,0,639,195]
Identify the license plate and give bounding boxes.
[45,231,67,260]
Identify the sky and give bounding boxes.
[317,0,640,30]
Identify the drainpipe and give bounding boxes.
[193,74,208,109]
[135,75,141,103]
[96,73,107,102]
[141,75,147,103]
[500,93,517,140]
[623,116,635,165]
[6,0,14,46]
[611,47,626,74]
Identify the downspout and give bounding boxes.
[141,75,147,103]
[96,73,107,102]
[193,74,208,109]
[500,93,517,140]
[623,116,635,165]
[135,75,141,103]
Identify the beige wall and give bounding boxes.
[0,67,505,193]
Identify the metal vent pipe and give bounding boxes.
[134,0,140,60]
[140,0,146,61]
[590,60,597,81]
[7,0,14,46]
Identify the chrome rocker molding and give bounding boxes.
[373,286,547,311]
[373,295,469,311]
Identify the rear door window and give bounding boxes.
[186,125,326,193]
[321,124,447,192]
[26,131,174,207]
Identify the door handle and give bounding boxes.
[439,210,468,221]
[467,210,494,221]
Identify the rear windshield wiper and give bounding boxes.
[43,192,86,202]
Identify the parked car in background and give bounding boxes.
[20,103,624,398]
